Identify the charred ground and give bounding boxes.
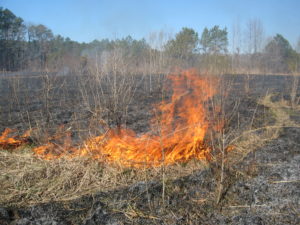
[0,73,299,224]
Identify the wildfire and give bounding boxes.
[0,128,31,150]
[31,69,219,167]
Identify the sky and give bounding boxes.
[1,0,300,48]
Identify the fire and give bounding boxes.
[32,69,219,167]
[33,128,73,160]
[0,128,31,150]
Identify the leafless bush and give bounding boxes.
[80,47,144,132]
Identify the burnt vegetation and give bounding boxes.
[0,7,300,225]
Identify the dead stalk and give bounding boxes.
[160,132,166,208]
[216,129,226,204]
[290,74,299,108]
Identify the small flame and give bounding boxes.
[0,128,31,150]
[32,69,220,167]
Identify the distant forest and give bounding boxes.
[1,7,300,74]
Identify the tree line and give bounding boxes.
[1,7,299,74]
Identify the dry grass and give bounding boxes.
[227,93,300,165]
[0,146,208,207]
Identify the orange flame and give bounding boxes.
[32,69,219,167]
[0,128,31,150]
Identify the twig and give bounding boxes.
[228,204,268,208]
[271,180,300,184]
[216,129,226,204]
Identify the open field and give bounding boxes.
[0,72,298,133]
[1,2,300,224]
[0,72,300,224]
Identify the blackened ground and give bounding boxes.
[0,73,296,135]
[0,73,299,224]
[0,73,166,140]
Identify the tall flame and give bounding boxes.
[33,69,218,167]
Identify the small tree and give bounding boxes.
[200,25,228,54]
[264,34,298,73]
[165,27,199,62]
[199,26,229,73]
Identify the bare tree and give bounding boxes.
[146,30,172,92]
[244,18,265,73]
[231,19,242,73]
[245,18,264,54]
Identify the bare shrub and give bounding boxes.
[81,47,144,132]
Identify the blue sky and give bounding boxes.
[1,0,300,47]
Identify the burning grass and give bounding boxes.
[2,71,295,209]
[1,72,299,224]
[1,69,220,167]
[1,69,218,206]
[32,69,218,167]
[0,128,31,150]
